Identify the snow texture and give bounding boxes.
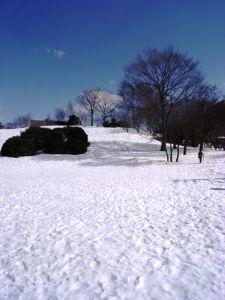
[0,127,225,300]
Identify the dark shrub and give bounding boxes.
[1,126,90,157]
[67,138,89,154]
[1,136,37,157]
[21,127,52,150]
[64,126,88,142]
[46,127,89,154]
[103,116,123,128]
[44,129,66,154]
[68,115,81,126]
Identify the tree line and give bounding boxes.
[1,46,225,160]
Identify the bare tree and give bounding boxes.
[120,46,204,151]
[66,101,75,118]
[13,113,31,128]
[77,89,100,126]
[74,103,89,126]
[186,84,219,155]
[55,107,66,121]
[45,112,51,121]
[119,81,152,132]
[96,90,122,125]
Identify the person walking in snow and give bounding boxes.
[198,150,204,163]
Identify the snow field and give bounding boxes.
[0,127,225,299]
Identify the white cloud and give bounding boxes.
[32,47,65,59]
[46,48,65,59]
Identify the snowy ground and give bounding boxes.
[0,127,225,300]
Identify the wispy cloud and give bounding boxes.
[46,48,65,59]
[32,47,65,59]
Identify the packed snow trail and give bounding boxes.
[0,127,225,300]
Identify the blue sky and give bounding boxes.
[0,0,225,122]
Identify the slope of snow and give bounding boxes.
[0,127,225,300]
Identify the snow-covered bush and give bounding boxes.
[1,136,37,157]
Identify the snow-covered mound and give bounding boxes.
[0,127,225,299]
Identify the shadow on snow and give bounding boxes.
[32,140,168,167]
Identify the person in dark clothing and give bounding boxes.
[198,150,204,163]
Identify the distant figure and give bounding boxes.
[198,151,204,163]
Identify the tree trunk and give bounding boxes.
[176,144,180,162]
[102,116,106,126]
[183,141,187,155]
[91,112,94,126]
[160,137,167,151]
[160,125,167,151]
[170,144,173,162]
[160,141,166,151]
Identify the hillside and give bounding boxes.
[0,127,225,299]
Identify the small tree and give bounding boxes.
[74,103,89,126]
[45,112,51,121]
[77,89,100,126]
[66,101,75,118]
[55,107,66,121]
[13,113,31,128]
[5,122,15,129]
[185,85,219,156]
[68,115,81,125]
[96,90,122,126]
